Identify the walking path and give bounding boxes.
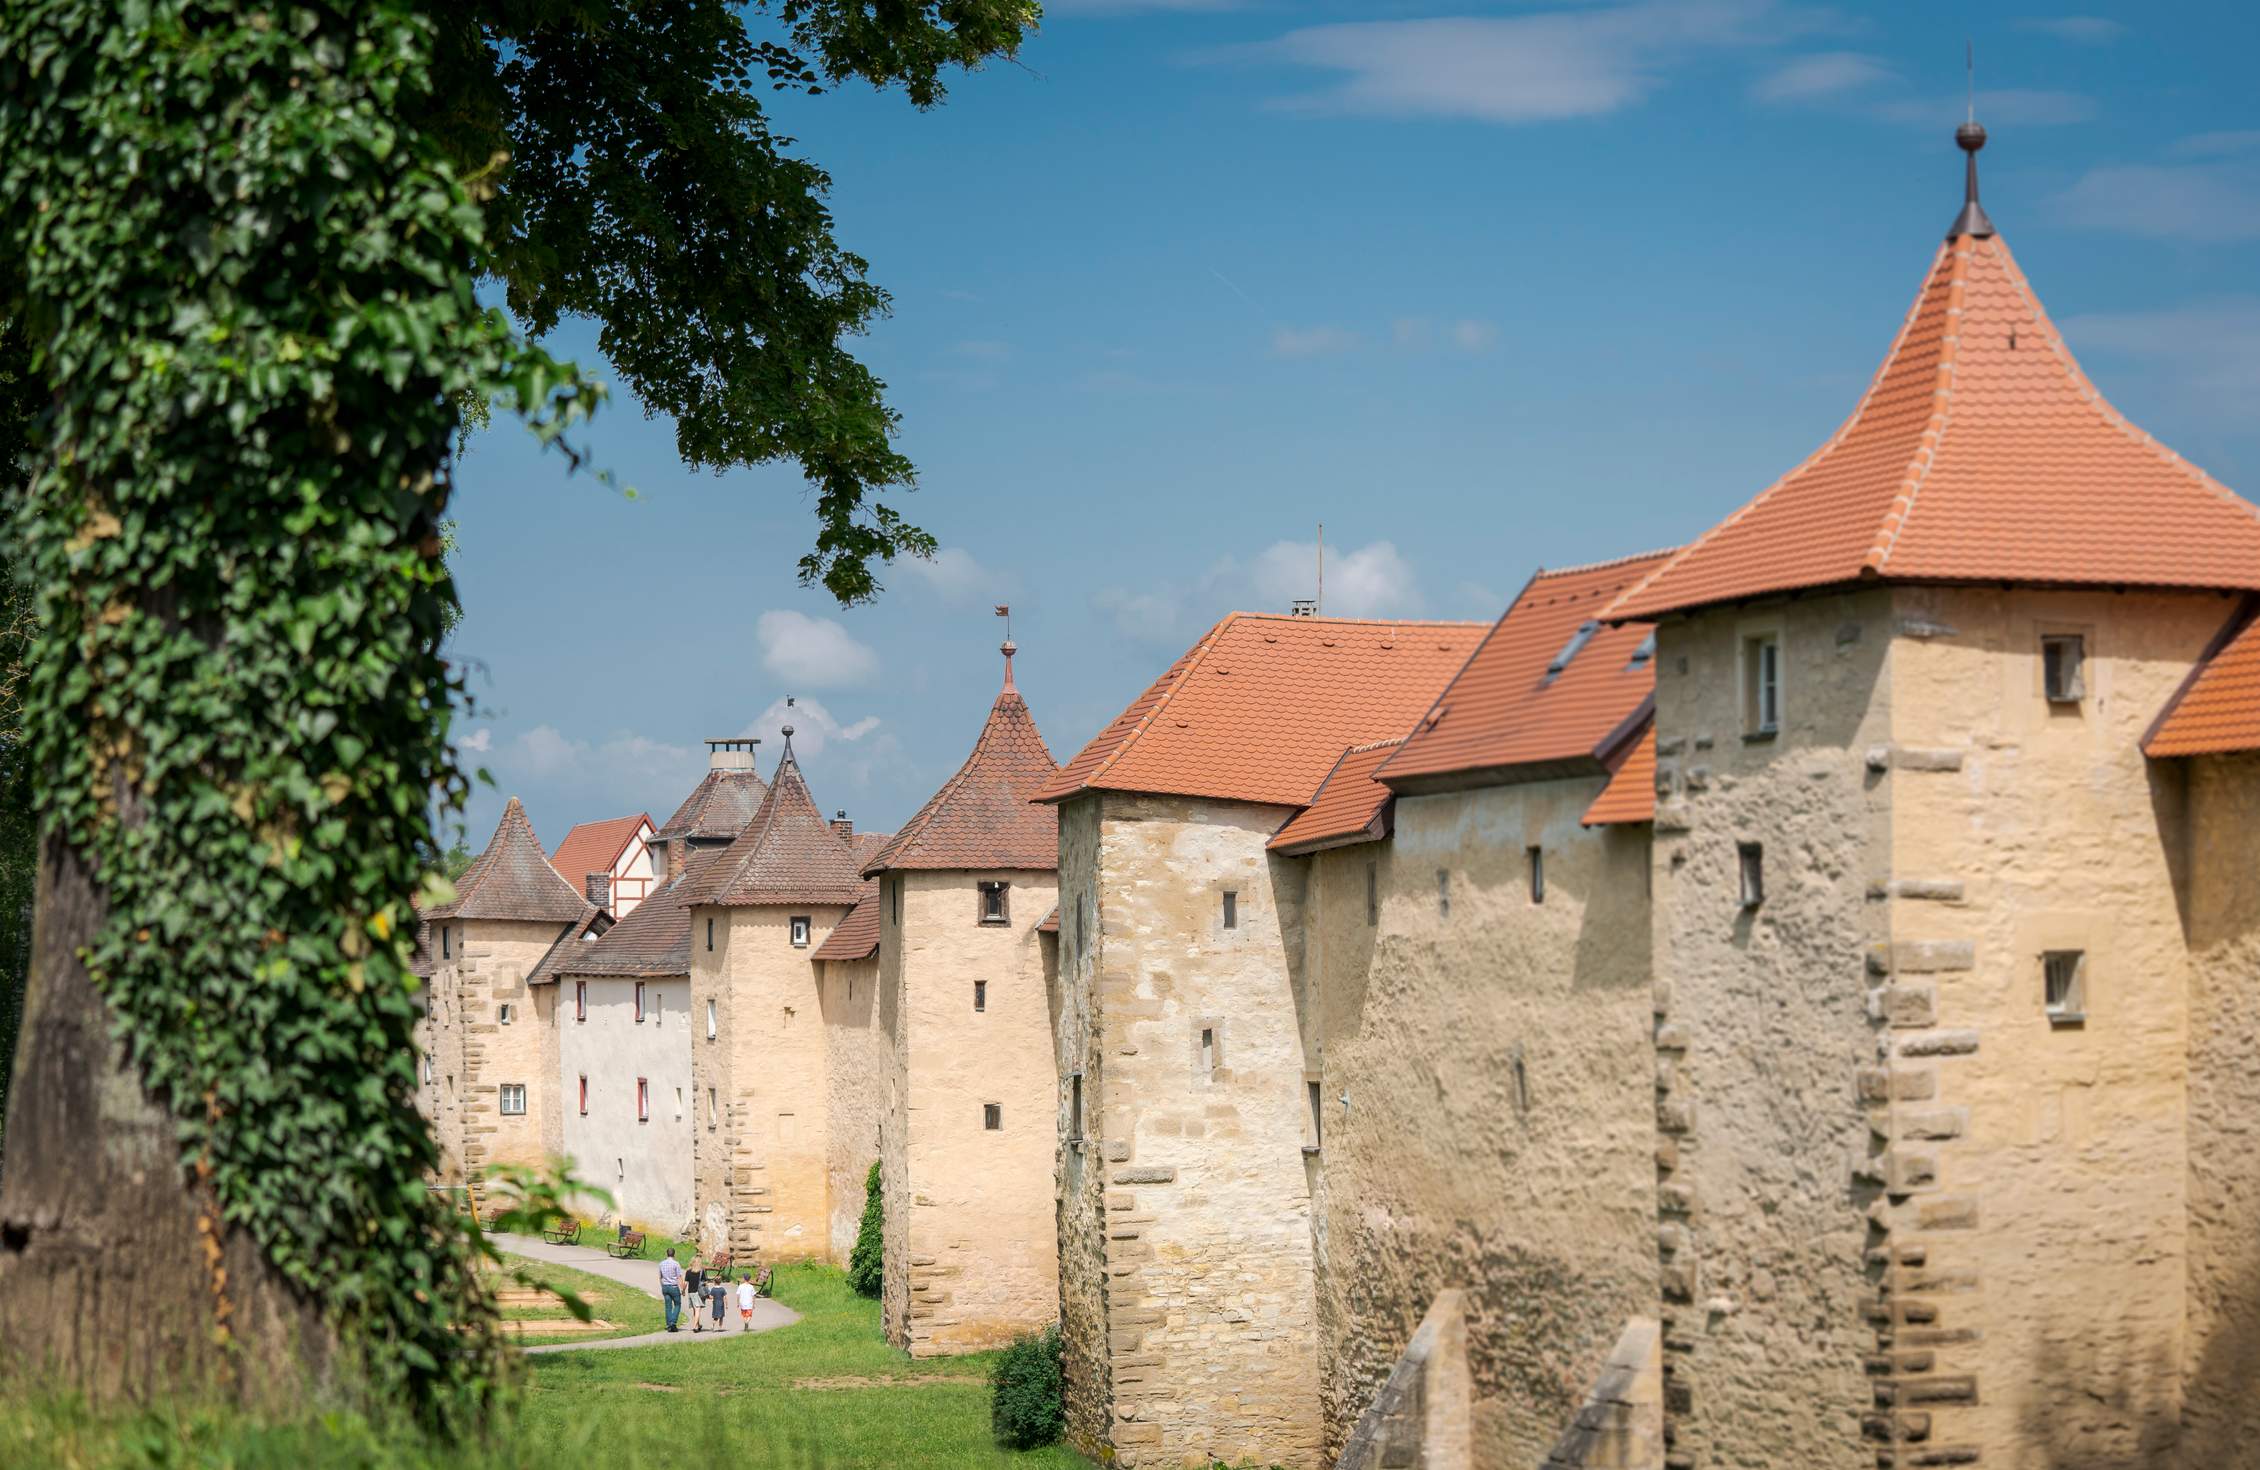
[491,1233,798,1354]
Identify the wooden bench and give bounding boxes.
[606,1229,645,1259]
[754,1265,773,1298]
[540,1218,580,1246]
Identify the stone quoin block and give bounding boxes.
[1898,1030,1980,1058]
[1916,1198,1980,1231]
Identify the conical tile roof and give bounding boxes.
[430,797,591,924]
[864,682,1059,876]
[690,745,866,907]
[654,765,767,843]
[1610,174,2260,623]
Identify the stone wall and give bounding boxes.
[2182,749,2260,1466]
[1334,1290,1474,1470]
[1878,587,2222,1466]
[1648,588,1892,1470]
[1300,779,1657,1469]
[1059,792,1325,1468]
[413,936,467,1187]
[557,973,695,1235]
[888,867,1062,1354]
[820,952,885,1264]
[688,903,849,1264]
[439,918,571,1200]
[1052,796,1113,1458]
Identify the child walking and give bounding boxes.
[736,1274,756,1331]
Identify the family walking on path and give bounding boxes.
[660,1246,766,1333]
[491,1232,796,1355]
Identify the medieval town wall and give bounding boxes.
[1298,777,1657,1468]
[446,918,570,1197]
[414,958,467,1187]
[887,867,1061,1354]
[2182,748,2260,1465]
[557,973,695,1235]
[820,952,885,1265]
[1061,791,1325,1469]
[1648,587,1892,1470]
[688,903,848,1264]
[1052,796,1112,1459]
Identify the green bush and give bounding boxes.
[847,1159,885,1297]
[989,1325,1066,1449]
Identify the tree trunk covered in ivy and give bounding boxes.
[0,837,330,1400]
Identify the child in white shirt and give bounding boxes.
[736,1276,756,1330]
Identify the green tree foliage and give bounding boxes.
[848,1158,884,1297]
[989,1325,1067,1449]
[0,320,34,1165]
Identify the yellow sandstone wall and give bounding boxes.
[886,867,1061,1354]
[689,904,847,1265]
[1057,792,1324,1469]
[2182,749,2260,1466]
[414,937,467,1187]
[1052,797,1113,1457]
[1648,588,1892,1470]
[440,918,568,1199]
[1881,586,2224,1466]
[820,952,885,1263]
[1301,778,1657,1468]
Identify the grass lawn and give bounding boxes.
[2,1263,1086,1470]
[492,1253,660,1347]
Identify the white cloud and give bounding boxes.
[742,696,883,761]
[1871,88,2096,128]
[1392,317,1432,348]
[2063,297,2260,433]
[755,609,880,687]
[1095,538,1425,644]
[1751,51,1894,104]
[2054,163,2260,243]
[1272,324,1361,359]
[1047,0,1239,10]
[458,727,493,754]
[742,696,911,802]
[1216,2,1830,126]
[2015,16,2125,44]
[2174,131,2260,159]
[954,339,1012,362]
[900,545,1009,605]
[494,725,707,822]
[1449,319,1500,353]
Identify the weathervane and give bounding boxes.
[996,604,1017,690]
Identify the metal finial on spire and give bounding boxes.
[1948,116,1994,240]
[996,604,1016,691]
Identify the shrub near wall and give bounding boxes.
[849,1160,884,1297]
[990,1326,1066,1449]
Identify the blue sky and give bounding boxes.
[445,0,2260,851]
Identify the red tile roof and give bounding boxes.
[1037,614,1487,809]
[527,905,611,986]
[1610,232,2260,622]
[689,746,866,908]
[555,849,725,981]
[1381,553,1671,791]
[429,797,592,924]
[1269,739,1403,855]
[654,767,767,843]
[812,886,881,963]
[1581,722,1658,827]
[1037,905,1059,935]
[2146,600,2260,758]
[866,685,1059,875]
[550,812,652,891]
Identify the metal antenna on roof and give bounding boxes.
[1947,48,1994,241]
[1317,522,1325,616]
[1965,39,1974,125]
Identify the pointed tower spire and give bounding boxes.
[1948,119,1994,239]
[996,605,1016,693]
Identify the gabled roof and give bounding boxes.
[1269,739,1403,856]
[654,766,767,843]
[1038,614,1487,809]
[1381,552,1671,792]
[1609,217,2260,623]
[689,745,866,907]
[1037,905,1059,935]
[555,850,725,981]
[1582,722,1658,827]
[865,673,1059,876]
[527,904,611,986]
[812,885,881,963]
[550,812,653,889]
[428,797,591,924]
[2146,599,2260,759]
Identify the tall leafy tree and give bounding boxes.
[0,0,1033,1419]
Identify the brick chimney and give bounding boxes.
[829,810,853,843]
[585,872,612,911]
[707,737,758,772]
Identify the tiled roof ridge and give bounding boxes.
[696,746,866,905]
[863,682,1058,875]
[1216,611,1497,630]
[437,795,591,923]
[1537,546,1686,579]
[1344,735,1406,755]
[1605,240,1957,622]
[2143,595,2260,758]
[1076,612,1236,797]
[1374,568,1547,784]
[1863,237,1971,572]
[1878,235,2260,567]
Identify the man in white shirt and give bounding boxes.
[658,1247,684,1331]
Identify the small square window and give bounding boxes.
[499,1083,527,1116]
[636,1077,649,1122]
[706,917,715,952]
[1437,869,1451,919]
[1743,633,1781,736]
[497,1002,515,1025]
[575,980,586,1023]
[983,1103,1002,1131]
[1305,1080,1324,1152]
[891,878,901,926]
[1222,890,1238,930]
[1070,1073,1084,1144]
[974,980,987,1013]
[1365,861,1379,927]
[790,916,811,948]
[634,981,645,1022]
[1738,843,1764,909]
[1528,847,1545,904]
[707,1087,718,1129]
[423,1055,434,1084]
[578,1075,588,1116]
[706,999,717,1040]
[674,1087,683,1121]
[2043,635,2085,703]
[441,927,451,960]
[979,882,1010,926]
[2044,950,2086,1025]
[1199,1026,1217,1075]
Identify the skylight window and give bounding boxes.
[1544,620,1602,682]
[1626,631,1657,670]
